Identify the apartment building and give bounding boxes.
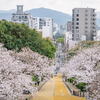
[11,5,53,39]
[33,17,53,38]
[11,5,33,29]
[67,21,72,32]
[72,8,96,41]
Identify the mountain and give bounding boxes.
[0,9,15,21]
[0,9,15,13]
[26,8,71,25]
[96,12,100,27]
[0,8,71,25]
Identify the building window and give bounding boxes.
[76,14,79,17]
[48,19,51,21]
[76,18,79,21]
[25,16,28,19]
[44,22,46,26]
[76,22,79,25]
[12,16,15,18]
[19,16,21,19]
[93,22,95,25]
[22,16,24,19]
[72,18,74,21]
[76,26,79,29]
[93,14,96,17]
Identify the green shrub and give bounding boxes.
[67,77,77,84]
[56,38,64,43]
[76,82,87,92]
[32,75,39,82]
[68,51,77,57]
[0,20,56,58]
[67,50,77,59]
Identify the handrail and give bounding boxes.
[64,82,81,97]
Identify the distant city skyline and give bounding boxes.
[0,0,100,14]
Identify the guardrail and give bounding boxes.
[64,82,86,97]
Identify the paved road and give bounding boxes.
[32,74,86,100]
[54,43,65,74]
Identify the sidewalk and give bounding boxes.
[32,74,86,100]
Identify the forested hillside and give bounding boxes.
[0,20,56,58]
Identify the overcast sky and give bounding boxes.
[0,0,100,14]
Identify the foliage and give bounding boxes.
[32,75,39,82]
[76,82,87,92]
[67,50,77,59]
[56,38,64,43]
[67,77,77,84]
[53,32,64,40]
[0,20,56,58]
[67,77,87,92]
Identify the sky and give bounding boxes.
[0,0,100,14]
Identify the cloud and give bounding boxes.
[0,0,100,14]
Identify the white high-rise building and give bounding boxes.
[72,8,96,41]
[11,5,53,39]
[11,5,33,29]
[67,21,72,32]
[33,17,53,39]
[95,30,100,41]
[53,23,59,34]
